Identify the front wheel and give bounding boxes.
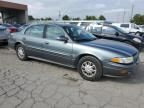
[16,44,28,61]
[77,56,103,81]
[135,32,141,36]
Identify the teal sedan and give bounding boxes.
[8,24,139,81]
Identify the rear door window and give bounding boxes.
[25,25,45,38]
[102,26,117,36]
[120,24,129,28]
[90,27,102,34]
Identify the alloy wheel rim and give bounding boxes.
[81,61,97,77]
[18,47,25,59]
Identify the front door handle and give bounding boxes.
[45,42,49,44]
[23,37,26,41]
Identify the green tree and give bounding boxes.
[85,16,97,20]
[45,17,52,20]
[99,15,106,20]
[72,17,81,20]
[63,15,70,20]
[35,18,40,21]
[28,15,35,20]
[41,18,44,20]
[131,14,144,25]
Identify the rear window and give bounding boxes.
[69,22,78,25]
[81,22,91,26]
[120,24,129,28]
[2,24,13,27]
[90,27,102,34]
[0,28,6,33]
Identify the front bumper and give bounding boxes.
[0,39,8,45]
[103,59,139,77]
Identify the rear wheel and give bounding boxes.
[16,44,28,61]
[77,56,102,81]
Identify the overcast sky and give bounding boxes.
[5,0,144,22]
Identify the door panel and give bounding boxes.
[102,26,118,41]
[24,37,45,57]
[43,40,73,65]
[23,25,45,57]
[43,25,73,66]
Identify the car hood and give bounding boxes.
[80,39,138,56]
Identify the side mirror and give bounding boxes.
[57,36,68,42]
[136,27,139,30]
[115,32,119,36]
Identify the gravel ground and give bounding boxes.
[0,46,144,108]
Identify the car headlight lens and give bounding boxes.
[111,57,134,64]
[133,38,142,43]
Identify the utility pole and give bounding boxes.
[130,4,134,21]
[58,10,61,21]
[123,9,126,23]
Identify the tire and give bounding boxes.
[135,32,141,36]
[77,56,102,81]
[16,44,28,61]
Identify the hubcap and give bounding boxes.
[136,33,140,36]
[17,47,25,59]
[81,61,97,77]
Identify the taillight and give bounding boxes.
[9,28,17,33]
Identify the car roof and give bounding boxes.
[30,23,76,28]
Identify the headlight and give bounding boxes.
[111,57,134,64]
[133,38,142,43]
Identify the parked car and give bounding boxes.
[9,24,139,81]
[69,20,112,29]
[0,25,10,45]
[112,23,144,36]
[12,24,22,28]
[18,24,29,32]
[2,24,18,33]
[139,25,144,31]
[88,24,144,50]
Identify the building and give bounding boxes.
[0,0,28,24]
[0,15,2,23]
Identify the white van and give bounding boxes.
[112,23,144,36]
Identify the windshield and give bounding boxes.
[113,26,128,34]
[63,25,96,41]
